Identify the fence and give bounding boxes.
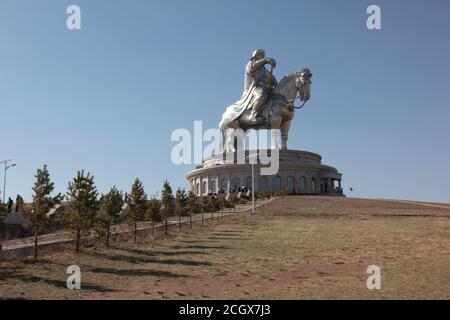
[0,198,274,260]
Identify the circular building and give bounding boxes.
[186,149,343,196]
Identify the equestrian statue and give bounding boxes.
[219,49,312,152]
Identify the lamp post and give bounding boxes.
[1,159,16,203]
[252,160,255,214]
[249,154,257,214]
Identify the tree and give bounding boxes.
[95,187,124,248]
[66,170,99,253]
[127,178,147,243]
[147,198,161,233]
[22,165,62,260]
[175,188,187,230]
[161,180,173,235]
[186,191,197,229]
[0,201,5,226]
[199,196,211,224]
[0,201,6,251]
[216,196,226,221]
[208,196,220,224]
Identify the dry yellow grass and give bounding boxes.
[1,196,449,300]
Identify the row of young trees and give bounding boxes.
[2,165,235,260]
[0,202,6,250]
[0,202,5,225]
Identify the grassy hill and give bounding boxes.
[1,196,449,300]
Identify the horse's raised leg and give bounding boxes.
[223,122,241,153]
[280,120,292,151]
[271,119,282,149]
[224,128,235,153]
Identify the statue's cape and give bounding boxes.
[220,83,258,128]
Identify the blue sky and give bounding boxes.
[0,0,449,203]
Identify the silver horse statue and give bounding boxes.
[219,64,312,152]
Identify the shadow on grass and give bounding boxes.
[216,229,245,233]
[85,251,212,266]
[115,247,208,257]
[0,270,118,293]
[87,266,187,278]
[206,236,248,241]
[172,244,232,250]
[210,232,245,237]
[174,239,220,244]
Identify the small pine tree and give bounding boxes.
[95,186,124,248]
[216,196,226,220]
[0,201,5,225]
[127,179,148,243]
[208,196,213,223]
[22,165,62,260]
[199,196,210,224]
[186,191,197,229]
[147,198,161,233]
[175,188,187,230]
[161,180,173,235]
[213,196,222,211]
[66,170,99,253]
[0,201,6,249]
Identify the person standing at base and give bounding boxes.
[15,194,24,213]
[6,197,13,213]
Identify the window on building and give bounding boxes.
[301,176,307,191]
[260,176,268,191]
[311,177,317,191]
[221,178,228,191]
[273,176,282,193]
[209,179,216,194]
[232,177,241,189]
[246,176,252,189]
[287,176,295,194]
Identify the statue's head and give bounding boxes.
[296,69,313,101]
[251,49,266,60]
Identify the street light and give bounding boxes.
[249,153,258,214]
[1,159,16,203]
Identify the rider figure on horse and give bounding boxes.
[246,49,278,121]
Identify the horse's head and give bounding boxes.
[295,68,312,102]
